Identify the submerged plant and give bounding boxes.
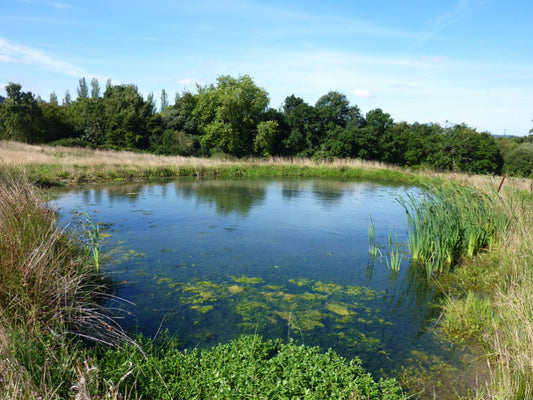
[84,213,101,272]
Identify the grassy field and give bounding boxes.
[1,140,533,399]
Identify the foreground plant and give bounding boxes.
[92,334,405,399]
[0,179,130,398]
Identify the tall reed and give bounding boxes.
[397,180,512,279]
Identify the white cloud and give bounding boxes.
[351,89,372,98]
[0,37,90,78]
[176,78,197,86]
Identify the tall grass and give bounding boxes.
[397,181,512,279]
[0,178,130,398]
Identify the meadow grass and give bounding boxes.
[0,140,424,186]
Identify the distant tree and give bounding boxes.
[0,82,43,143]
[160,89,169,113]
[355,108,393,160]
[90,78,101,99]
[49,91,58,105]
[102,83,152,149]
[68,83,105,146]
[254,120,279,156]
[503,142,533,177]
[194,75,271,156]
[429,124,502,174]
[39,100,73,142]
[281,95,319,156]
[403,123,440,167]
[146,93,156,115]
[315,91,364,130]
[63,90,71,107]
[77,77,89,99]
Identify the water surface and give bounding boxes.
[52,178,457,378]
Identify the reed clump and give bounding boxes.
[398,181,512,279]
[0,178,129,398]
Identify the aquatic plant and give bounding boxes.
[368,216,379,258]
[385,231,402,272]
[397,181,512,279]
[84,212,101,272]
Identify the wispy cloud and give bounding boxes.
[410,0,483,49]
[0,37,90,78]
[17,0,71,9]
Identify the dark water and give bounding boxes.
[51,178,461,379]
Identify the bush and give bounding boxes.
[503,143,533,178]
[48,137,93,148]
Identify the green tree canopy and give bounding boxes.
[194,75,271,156]
[0,82,43,143]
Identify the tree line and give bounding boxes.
[1,74,532,177]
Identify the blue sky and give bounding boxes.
[1,0,532,135]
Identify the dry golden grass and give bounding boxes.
[0,140,397,170]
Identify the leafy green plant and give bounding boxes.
[386,231,402,272]
[92,334,406,399]
[83,212,101,272]
[397,181,512,279]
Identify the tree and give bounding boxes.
[160,89,169,113]
[49,91,58,105]
[254,120,279,156]
[281,95,319,156]
[68,82,105,145]
[315,91,364,130]
[39,100,73,142]
[504,143,533,177]
[90,78,101,100]
[0,82,43,143]
[102,83,153,149]
[428,124,502,174]
[63,90,71,107]
[77,77,89,99]
[194,75,271,156]
[354,108,393,160]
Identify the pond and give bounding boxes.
[51,178,464,380]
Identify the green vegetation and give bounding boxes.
[1,74,520,176]
[0,179,130,398]
[92,335,403,400]
[0,176,405,398]
[397,181,512,278]
[2,139,533,398]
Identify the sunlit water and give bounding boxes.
[51,178,465,380]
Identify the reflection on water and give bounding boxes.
[51,178,463,381]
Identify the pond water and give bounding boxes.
[51,178,463,380]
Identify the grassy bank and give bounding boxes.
[1,140,424,186]
[437,183,533,399]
